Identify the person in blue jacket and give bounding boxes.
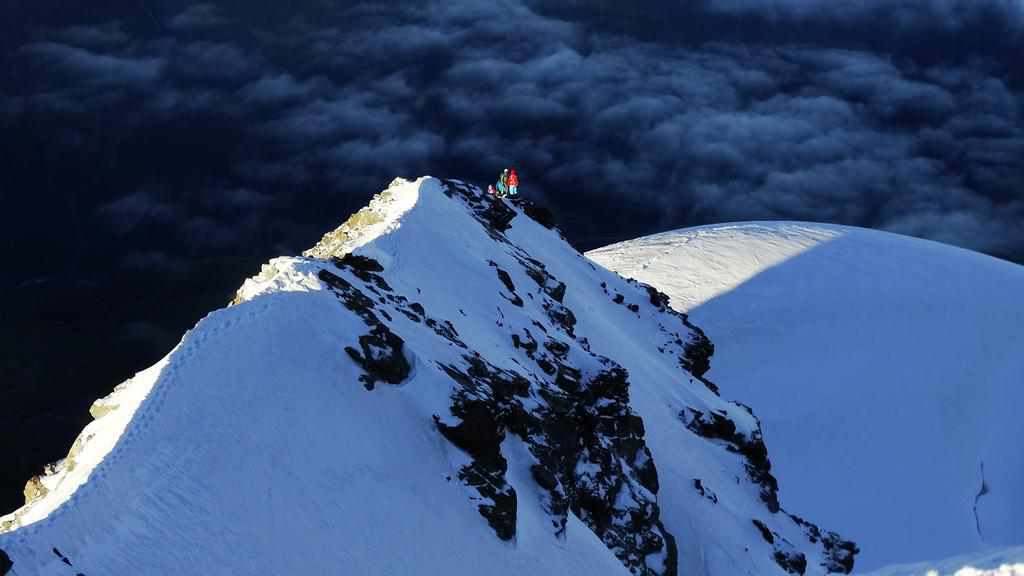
[496,169,510,198]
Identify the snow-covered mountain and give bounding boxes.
[0,180,854,576]
[859,546,1024,576]
[588,222,1024,574]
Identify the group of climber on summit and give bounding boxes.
[488,168,519,199]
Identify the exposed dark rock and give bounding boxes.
[695,376,721,395]
[693,479,718,504]
[531,463,559,490]
[750,520,809,575]
[481,201,517,232]
[529,365,678,575]
[524,265,548,288]
[627,303,640,313]
[0,549,12,576]
[753,519,774,544]
[789,513,859,574]
[547,281,567,303]
[319,267,416,389]
[671,322,720,396]
[536,357,557,375]
[430,216,680,571]
[434,359,530,541]
[789,512,818,543]
[396,308,421,323]
[544,338,570,359]
[425,317,466,348]
[680,329,714,379]
[318,269,379,326]
[523,256,546,271]
[434,397,506,463]
[544,300,577,338]
[489,262,525,307]
[519,200,558,230]
[52,547,73,566]
[634,447,660,493]
[645,286,672,310]
[511,330,539,355]
[684,408,733,439]
[345,324,411,390]
[683,408,780,513]
[333,253,383,273]
[490,262,516,293]
[774,547,808,575]
[331,254,392,292]
[554,364,582,393]
[440,179,518,242]
[513,254,568,306]
[436,345,677,574]
[819,532,859,574]
[463,356,532,399]
[633,285,721,396]
[613,294,625,304]
[433,403,517,541]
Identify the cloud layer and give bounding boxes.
[3,0,1023,279]
[707,0,1024,25]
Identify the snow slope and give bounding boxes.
[0,182,854,575]
[588,222,1024,573]
[860,546,1024,576]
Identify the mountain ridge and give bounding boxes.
[1,178,855,576]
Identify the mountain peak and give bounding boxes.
[1,178,855,576]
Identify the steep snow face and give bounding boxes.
[588,222,1024,572]
[1,183,853,576]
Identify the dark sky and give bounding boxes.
[1,0,1022,511]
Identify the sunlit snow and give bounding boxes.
[590,222,1024,572]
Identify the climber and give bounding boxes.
[507,168,519,196]
[494,168,510,198]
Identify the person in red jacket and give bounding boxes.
[507,168,519,196]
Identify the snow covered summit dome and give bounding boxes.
[589,222,1024,573]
